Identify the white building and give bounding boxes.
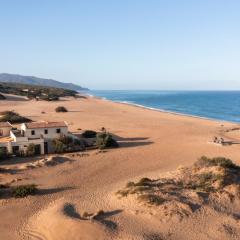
[0,121,68,156]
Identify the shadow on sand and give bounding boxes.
[37,186,75,196]
[0,156,44,166]
[62,203,122,230]
[0,186,75,200]
[63,203,81,219]
[112,134,154,148]
[94,209,123,230]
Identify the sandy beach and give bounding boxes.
[1,96,240,240]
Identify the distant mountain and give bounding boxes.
[0,73,88,91]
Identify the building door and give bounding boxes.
[12,146,20,155]
[0,129,3,137]
[0,147,7,154]
[34,144,41,155]
[44,142,48,154]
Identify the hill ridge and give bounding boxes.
[0,73,88,91]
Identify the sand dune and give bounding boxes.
[22,199,113,240]
[1,97,240,239]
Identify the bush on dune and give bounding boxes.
[55,106,68,112]
[52,138,67,153]
[0,94,6,100]
[12,184,37,198]
[96,132,118,149]
[81,130,97,138]
[0,148,10,161]
[0,111,32,124]
[117,156,240,207]
[195,156,240,170]
[52,135,86,153]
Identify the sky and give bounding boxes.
[0,0,240,90]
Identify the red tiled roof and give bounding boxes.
[25,121,67,129]
[0,122,12,128]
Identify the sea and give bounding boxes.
[88,90,240,123]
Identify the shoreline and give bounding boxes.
[1,94,240,240]
[89,95,235,125]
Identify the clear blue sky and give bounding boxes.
[0,0,240,90]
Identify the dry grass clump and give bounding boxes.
[116,156,240,207]
[1,184,38,199]
[194,156,240,170]
[12,184,37,198]
[137,194,165,206]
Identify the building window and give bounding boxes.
[56,128,61,134]
[44,129,48,134]
[31,130,35,135]
[0,129,3,136]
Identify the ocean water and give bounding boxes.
[89,90,240,123]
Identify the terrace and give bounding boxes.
[0,136,13,143]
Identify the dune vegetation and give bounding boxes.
[117,156,240,213]
[0,111,32,124]
[0,82,77,101]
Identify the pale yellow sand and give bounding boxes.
[0,96,240,240]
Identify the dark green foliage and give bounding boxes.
[58,135,73,145]
[0,111,32,124]
[12,184,37,198]
[0,94,6,100]
[55,106,68,112]
[74,95,87,99]
[0,82,77,101]
[0,184,8,189]
[52,138,67,153]
[96,132,118,149]
[117,156,240,208]
[39,95,59,101]
[52,135,85,153]
[196,156,239,169]
[0,147,9,160]
[82,130,97,138]
[26,143,35,157]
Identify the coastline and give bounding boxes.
[89,94,234,124]
[0,95,239,240]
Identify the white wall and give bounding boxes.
[0,126,12,137]
[11,139,45,155]
[10,131,28,142]
[21,124,68,139]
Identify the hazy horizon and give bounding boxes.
[1,1,240,90]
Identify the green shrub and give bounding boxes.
[12,184,37,198]
[96,132,118,149]
[39,95,59,101]
[0,82,77,100]
[0,111,31,124]
[52,139,67,153]
[52,135,86,153]
[26,143,35,157]
[59,135,73,145]
[55,106,68,112]
[0,147,10,160]
[0,94,6,100]
[82,130,97,138]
